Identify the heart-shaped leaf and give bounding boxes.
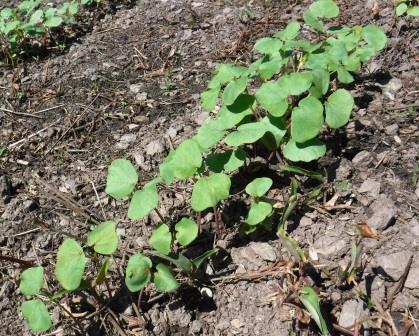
[175,218,198,246]
[105,159,138,199]
[363,24,388,51]
[286,71,313,96]
[19,266,44,296]
[225,121,268,147]
[283,139,326,162]
[87,221,118,255]
[247,201,273,226]
[325,88,354,128]
[206,149,246,173]
[245,177,273,198]
[21,299,52,333]
[191,173,231,211]
[149,224,171,255]
[195,118,227,151]
[223,76,248,105]
[125,254,152,292]
[128,185,158,220]
[153,263,179,292]
[201,87,219,112]
[256,81,288,117]
[291,95,324,143]
[254,37,283,55]
[299,287,329,336]
[274,21,300,41]
[55,239,86,290]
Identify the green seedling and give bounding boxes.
[19,221,117,333]
[338,241,363,285]
[245,177,273,226]
[395,0,419,16]
[299,287,329,335]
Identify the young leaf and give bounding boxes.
[105,159,138,199]
[87,221,118,255]
[216,95,254,128]
[274,21,300,41]
[291,95,324,143]
[407,6,419,16]
[153,263,180,292]
[299,287,329,336]
[255,81,288,117]
[125,254,152,292]
[257,55,286,80]
[192,248,218,270]
[325,88,354,128]
[260,116,287,149]
[208,64,247,88]
[362,24,388,51]
[29,9,43,25]
[149,251,193,272]
[309,0,339,18]
[247,201,273,226]
[21,299,52,333]
[191,173,231,211]
[245,177,273,198]
[222,76,248,105]
[55,239,86,290]
[201,87,219,112]
[94,258,111,286]
[254,37,283,55]
[310,68,330,97]
[283,139,326,162]
[164,139,202,180]
[224,121,268,147]
[44,16,62,27]
[19,266,44,296]
[279,164,324,182]
[285,71,312,96]
[128,185,158,220]
[175,218,198,246]
[149,224,171,255]
[205,149,246,173]
[195,118,227,150]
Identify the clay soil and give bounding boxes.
[0,0,418,335]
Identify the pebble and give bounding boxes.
[129,83,143,94]
[230,318,244,329]
[310,234,346,260]
[358,178,380,198]
[367,195,396,230]
[249,242,277,262]
[352,150,373,166]
[166,127,177,139]
[299,216,313,227]
[133,115,149,124]
[408,217,419,236]
[339,300,366,328]
[375,251,412,280]
[146,140,165,156]
[383,77,403,100]
[385,124,399,135]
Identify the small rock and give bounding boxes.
[189,320,203,334]
[358,178,380,197]
[249,242,277,262]
[352,151,373,166]
[383,77,403,100]
[133,115,149,124]
[182,29,193,40]
[230,319,244,329]
[339,300,366,328]
[336,158,353,180]
[128,123,140,130]
[116,134,137,149]
[375,251,412,280]
[405,265,419,289]
[367,196,396,230]
[299,216,313,227]
[129,83,143,94]
[166,127,177,139]
[146,140,164,156]
[135,92,148,103]
[311,234,346,259]
[394,135,402,144]
[385,124,399,135]
[408,217,419,236]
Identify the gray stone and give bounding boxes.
[189,320,203,334]
[129,83,143,94]
[358,178,380,197]
[367,196,396,230]
[405,265,419,289]
[133,115,149,124]
[336,158,353,180]
[409,217,419,237]
[146,140,164,156]
[166,127,177,139]
[135,92,148,103]
[311,234,346,259]
[383,77,403,100]
[376,251,412,280]
[249,242,277,262]
[352,151,373,166]
[339,300,366,328]
[384,124,399,135]
[299,216,313,227]
[230,318,244,329]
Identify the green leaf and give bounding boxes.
[299,287,329,336]
[192,248,218,270]
[29,9,43,25]
[303,10,325,32]
[161,139,202,180]
[363,24,388,51]
[191,173,231,211]
[149,224,171,255]
[195,118,226,151]
[291,95,324,143]
[149,251,193,272]
[44,16,63,27]
[260,116,287,150]
[175,218,198,246]
[254,37,283,55]
[216,95,254,128]
[19,267,44,296]
[1,8,13,18]
[206,149,246,173]
[310,68,329,97]
[94,258,110,286]
[153,263,179,292]
[396,2,408,16]
[245,177,273,198]
[286,71,312,96]
[208,64,247,88]
[257,55,286,80]
[337,66,354,83]
[68,1,79,15]
[274,21,300,41]
[247,201,272,226]
[255,81,288,117]
[223,76,248,105]
[55,239,86,291]
[283,139,326,162]
[105,159,138,199]
[325,88,354,128]
[407,5,419,16]
[87,221,118,255]
[125,254,152,292]
[128,186,158,220]
[279,164,324,182]
[224,121,268,147]
[201,87,219,112]
[309,0,339,18]
[21,300,52,333]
